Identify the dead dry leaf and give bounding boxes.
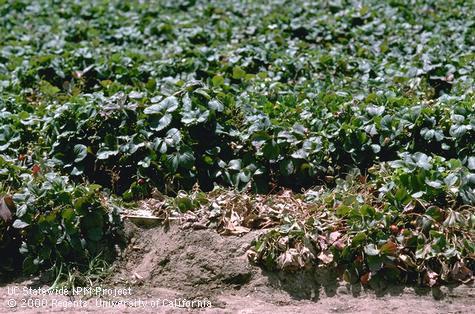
[0,196,14,222]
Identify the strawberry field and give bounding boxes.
[0,0,474,289]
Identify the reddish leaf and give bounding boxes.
[32,164,41,175]
[360,272,371,285]
[380,241,398,255]
[390,224,399,235]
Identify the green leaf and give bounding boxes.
[352,232,367,246]
[425,180,442,189]
[39,80,60,96]
[364,244,380,256]
[232,66,246,79]
[87,227,103,241]
[238,171,251,183]
[411,191,425,199]
[336,205,351,217]
[426,207,443,221]
[22,256,39,274]
[165,128,181,146]
[96,149,119,160]
[212,75,224,86]
[279,159,294,176]
[178,150,195,169]
[468,157,475,170]
[144,96,179,114]
[360,204,375,217]
[444,174,458,187]
[176,197,193,212]
[263,140,280,160]
[13,219,29,229]
[228,159,242,171]
[150,113,172,131]
[366,105,385,116]
[291,149,308,159]
[366,255,383,273]
[449,125,468,139]
[209,99,224,111]
[371,144,381,153]
[73,144,87,163]
[71,166,84,176]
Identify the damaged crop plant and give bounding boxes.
[0,0,474,288]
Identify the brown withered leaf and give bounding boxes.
[329,231,342,243]
[380,241,398,255]
[424,270,439,287]
[450,261,473,283]
[277,248,304,270]
[333,238,347,250]
[0,196,14,223]
[317,251,333,264]
[220,224,251,235]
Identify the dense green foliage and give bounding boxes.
[0,0,474,285]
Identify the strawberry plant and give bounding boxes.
[0,0,473,286]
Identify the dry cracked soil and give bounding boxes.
[1,221,474,313]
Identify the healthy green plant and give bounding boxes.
[0,166,123,278]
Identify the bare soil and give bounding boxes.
[1,221,474,313]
